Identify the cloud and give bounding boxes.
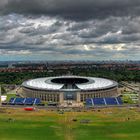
[0,0,140,20]
[0,13,139,60]
[0,0,140,60]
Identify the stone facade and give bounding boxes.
[19,86,118,103]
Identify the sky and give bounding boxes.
[0,0,140,61]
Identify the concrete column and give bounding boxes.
[77,92,81,102]
[46,94,49,101]
[59,93,64,103]
[82,94,84,101]
[53,95,55,102]
[53,94,55,102]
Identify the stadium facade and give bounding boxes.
[20,76,118,103]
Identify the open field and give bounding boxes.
[0,107,140,140]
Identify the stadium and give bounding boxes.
[20,76,119,103]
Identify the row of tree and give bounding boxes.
[0,68,139,85]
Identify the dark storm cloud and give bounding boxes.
[0,14,140,57]
[0,1,140,60]
[0,0,140,20]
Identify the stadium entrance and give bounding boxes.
[64,91,76,100]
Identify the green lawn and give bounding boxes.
[6,94,17,102]
[0,107,140,140]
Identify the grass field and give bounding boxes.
[0,107,140,140]
[6,94,17,102]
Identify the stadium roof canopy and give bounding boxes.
[22,76,118,91]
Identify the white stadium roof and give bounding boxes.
[22,76,117,91]
[25,78,64,90]
[76,77,113,90]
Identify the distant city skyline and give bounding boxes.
[0,0,140,61]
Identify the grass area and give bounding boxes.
[0,107,140,140]
[122,91,138,104]
[6,94,17,102]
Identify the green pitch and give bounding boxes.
[0,107,140,140]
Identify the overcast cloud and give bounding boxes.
[0,0,140,60]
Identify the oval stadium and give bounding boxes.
[20,76,118,103]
